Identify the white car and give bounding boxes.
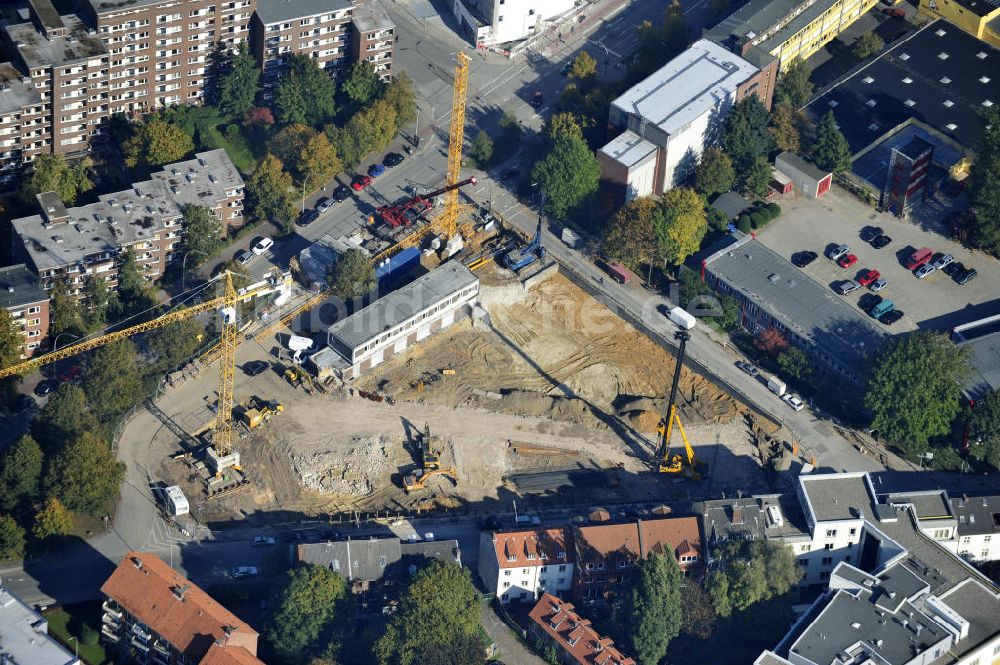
[931,254,954,271]
[915,264,936,279]
[230,566,258,578]
[869,278,888,292]
[250,237,274,256]
[828,244,850,261]
[783,394,805,411]
[315,196,333,213]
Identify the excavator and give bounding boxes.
[418,422,441,470]
[656,330,705,481]
[403,423,456,492]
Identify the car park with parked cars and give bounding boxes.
[956,267,977,285]
[351,174,372,190]
[870,234,892,249]
[382,152,404,167]
[316,196,333,213]
[869,278,888,292]
[235,249,252,265]
[332,185,351,202]
[931,253,954,271]
[367,163,386,178]
[296,209,319,227]
[837,253,858,268]
[879,309,904,325]
[828,244,850,261]
[858,269,880,286]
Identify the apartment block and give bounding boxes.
[0,583,81,665]
[0,61,44,183]
[100,551,265,665]
[11,149,243,297]
[349,2,395,82]
[478,528,574,604]
[528,594,635,665]
[249,0,355,88]
[0,264,50,357]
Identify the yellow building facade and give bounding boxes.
[917,0,1000,47]
[768,0,883,67]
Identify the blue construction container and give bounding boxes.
[375,247,421,281]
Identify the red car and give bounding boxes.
[837,253,858,268]
[883,7,905,17]
[858,269,880,286]
[351,174,372,191]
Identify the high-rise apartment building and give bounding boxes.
[349,2,395,82]
[0,61,45,183]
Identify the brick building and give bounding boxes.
[11,149,243,297]
[0,264,50,358]
[349,2,395,82]
[528,593,635,665]
[100,551,264,665]
[0,61,44,184]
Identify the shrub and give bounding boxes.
[766,202,781,218]
[749,211,765,228]
[80,623,99,646]
[224,124,240,139]
[737,215,752,233]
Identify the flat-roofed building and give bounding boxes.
[0,263,50,357]
[0,584,81,665]
[917,0,1000,47]
[349,2,395,82]
[324,261,479,380]
[951,313,1000,400]
[599,39,773,202]
[0,61,44,182]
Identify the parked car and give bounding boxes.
[251,536,276,546]
[943,261,965,277]
[871,234,892,249]
[502,167,522,181]
[351,174,372,191]
[869,299,894,319]
[869,278,888,292]
[296,209,319,227]
[34,379,59,397]
[879,309,904,325]
[828,244,850,261]
[230,566,259,578]
[782,394,805,411]
[859,294,883,311]
[915,263,936,279]
[956,267,978,285]
[530,91,544,108]
[883,6,905,17]
[316,196,333,213]
[736,361,760,377]
[367,163,386,178]
[931,253,955,271]
[835,280,860,295]
[560,61,573,76]
[837,253,858,268]
[243,360,268,377]
[234,249,253,265]
[857,269,880,286]
[860,226,883,243]
[905,247,933,270]
[792,251,818,267]
[332,185,351,202]
[382,152,404,167]
[250,237,273,255]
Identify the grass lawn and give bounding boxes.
[44,601,110,665]
[171,106,259,174]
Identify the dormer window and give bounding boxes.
[540,552,548,560]
[507,555,517,562]
[557,550,567,559]
[527,553,536,560]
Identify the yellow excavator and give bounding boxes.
[657,330,705,480]
[403,423,455,492]
[419,422,441,470]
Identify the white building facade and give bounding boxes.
[451,0,575,48]
[478,529,574,604]
[952,494,1000,563]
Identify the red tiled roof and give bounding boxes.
[492,528,571,570]
[638,516,700,560]
[200,643,266,665]
[575,523,640,559]
[576,516,701,564]
[529,593,635,665]
[100,552,259,662]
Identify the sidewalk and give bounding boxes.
[481,604,548,665]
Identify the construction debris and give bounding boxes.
[290,436,392,496]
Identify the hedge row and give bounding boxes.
[737,202,782,232]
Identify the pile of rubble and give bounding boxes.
[290,435,391,496]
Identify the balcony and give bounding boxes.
[129,635,150,652]
[101,624,120,642]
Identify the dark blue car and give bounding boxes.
[367,163,386,178]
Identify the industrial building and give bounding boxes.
[917,0,1000,48]
[528,594,636,665]
[11,149,244,298]
[319,261,479,380]
[0,263,50,357]
[951,313,1000,400]
[0,584,82,665]
[706,0,881,71]
[598,39,771,203]
[450,0,576,48]
[699,234,887,385]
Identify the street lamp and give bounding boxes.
[53,332,81,352]
[301,175,311,213]
[181,249,208,290]
[68,635,78,660]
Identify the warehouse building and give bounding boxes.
[321,261,479,380]
[599,39,771,203]
[917,0,1000,48]
[952,313,1000,400]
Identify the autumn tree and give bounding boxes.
[33,497,73,539]
[603,197,659,272]
[246,154,295,229]
[123,119,194,167]
[653,187,708,266]
[694,147,735,197]
[271,124,318,170]
[21,154,93,206]
[244,106,275,127]
[769,103,801,153]
[382,71,417,131]
[0,516,25,560]
[545,112,584,144]
[811,110,852,174]
[298,132,343,187]
[754,327,789,356]
[853,31,884,59]
[46,430,124,516]
[568,51,597,81]
[632,2,689,79]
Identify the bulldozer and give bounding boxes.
[235,396,284,431]
[403,467,457,493]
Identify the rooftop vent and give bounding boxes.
[940,77,951,84]
[984,100,994,107]
[980,76,991,84]
[828,100,838,107]
[768,273,780,282]
[902,77,913,84]
[905,99,916,107]
[977,51,988,59]
[943,100,954,108]
[863,76,874,84]
[946,123,957,131]
[851,622,861,629]
[899,53,910,61]
[938,52,949,60]
[935,28,946,36]
[866,99,877,107]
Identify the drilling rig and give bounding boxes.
[656,330,705,480]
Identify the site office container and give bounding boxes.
[905,247,933,270]
[603,262,631,284]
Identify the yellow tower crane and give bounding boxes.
[0,271,290,471]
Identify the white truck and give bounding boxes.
[767,376,787,397]
[561,227,582,249]
[667,307,696,330]
[164,485,189,516]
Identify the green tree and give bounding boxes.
[21,154,94,206]
[0,309,20,406]
[722,96,775,177]
[969,109,1000,253]
[616,553,683,665]
[325,125,363,172]
[968,390,1000,469]
[709,540,801,615]
[123,119,194,168]
[114,249,155,317]
[375,561,481,665]
[48,278,85,339]
[694,147,735,197]
[853,31,885,59]
[33,496,73,540]
[743,155,773,197]
[299,133,343,187]
[545,112,585,144]
[470,130,494,169]
[182,205,224,267]
[0,435,43,511]
[82,275,116,332]
[275,54,337,127]
[32,384,99,453]
[354,100,398,152]
[271,124,318,171]
[775,58,813,108]
[769,102,801,153]
[653,187,708,265]
[412,635,487,665]
[603,197,659,272]
[266,564,350,664]
[46,431,124,516]
[342,61,385,108]
[531,134,601,218]
[811,110,852,174]
[147,315,205,373]
[864,331,970,457]
[705,570,732,617]
[568,51,597,81]
[778,346,813,385]
[679,578,716,639]
[325,248,376,301]
[82,339,144,423]
[0,516,25,560]
[383,71,417,131]
[216,44,260,118]
[246,154,296,229]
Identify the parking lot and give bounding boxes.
[754,187,1000,333]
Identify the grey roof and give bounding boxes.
[253,0,354,25]
[299,234,364,290]
[329,261,478,351]
[0,586,80,665]
[296,537,461,582]
[698,494,811,544]
[598,130,658,169]
[886,490,953,520]
[775,152,829,182]
[799,473,874,523]
[705,0,807,61]
[754,653,794,665]
[950,494,1000,537]
[703,236,888,377]
[351,1,395,33]
[936,579,1000,659]
[0,264,47,309]
[86,0,214,13]
[13,150,241,272]
[5,13,106,69]
[0,62,42,115]
[610,39,759,139]
[400,540,462,566]
[710,192,752,220]
[952,314,1000,400]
